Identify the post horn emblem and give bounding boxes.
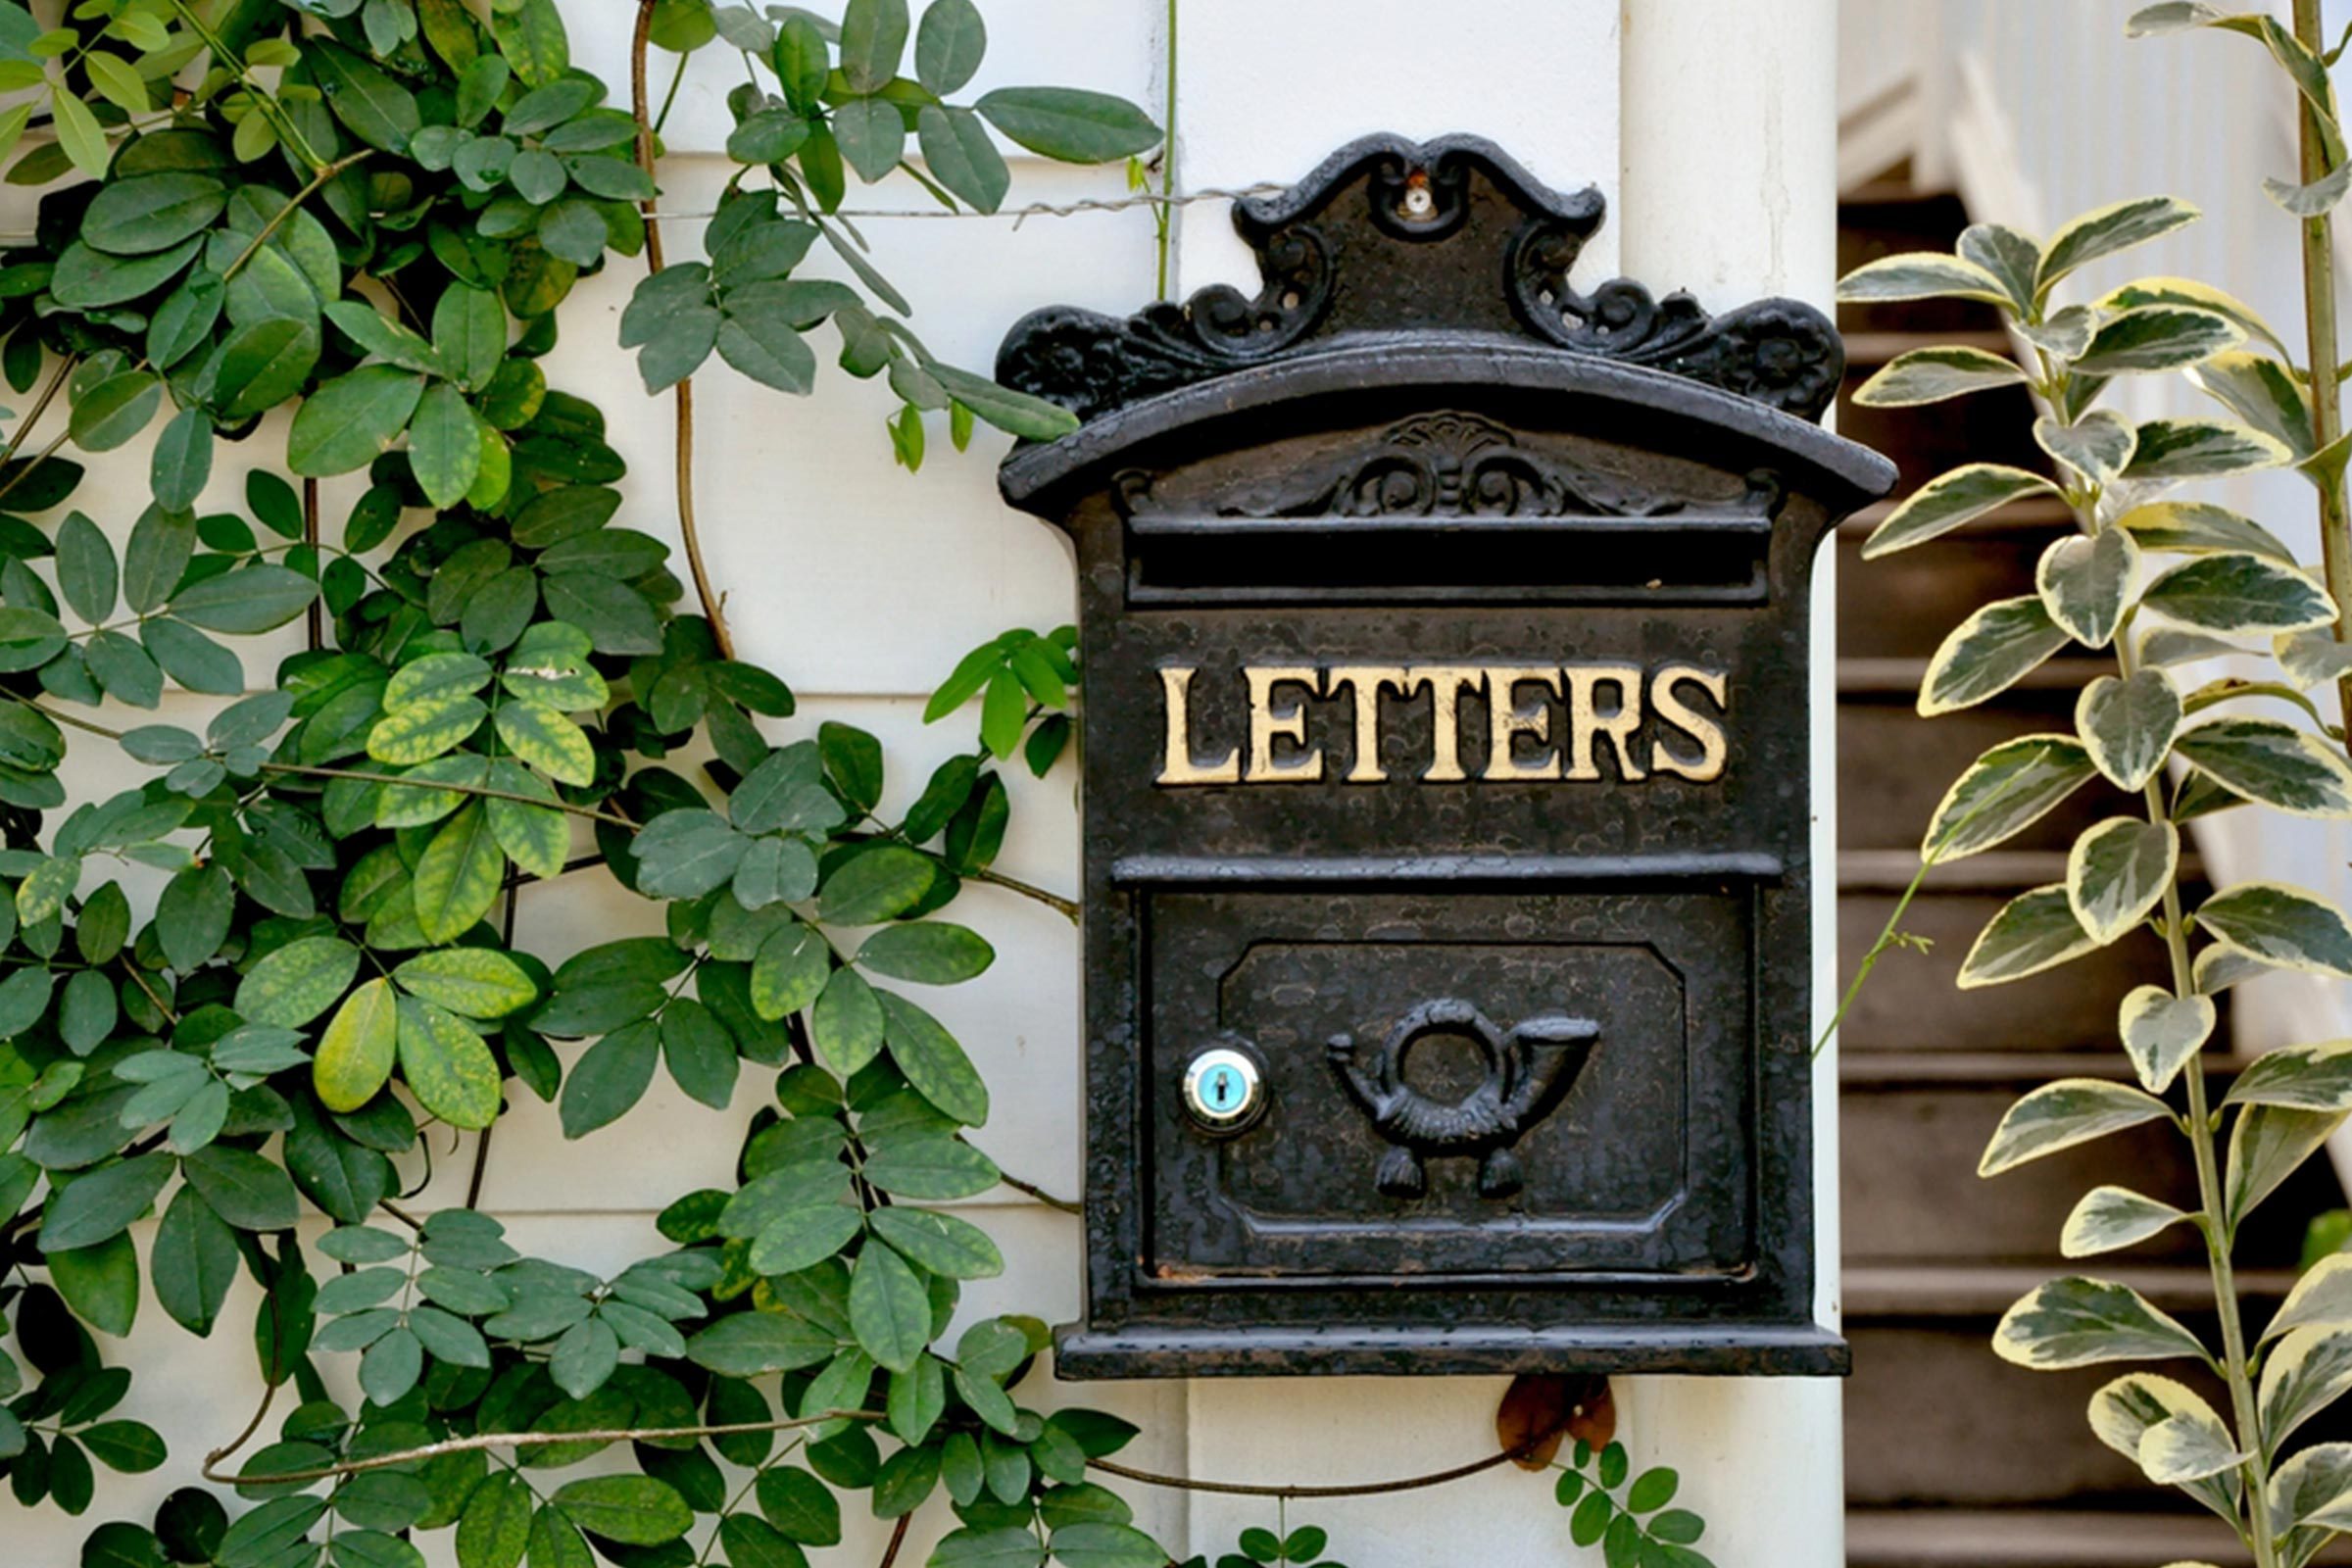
[1328,999,1597,1200]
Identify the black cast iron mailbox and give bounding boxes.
[994,134,1895,1378]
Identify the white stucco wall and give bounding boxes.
[11,2,1850,1562]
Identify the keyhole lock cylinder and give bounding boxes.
[1183,1045,1266,1134]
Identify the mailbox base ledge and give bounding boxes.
[1052,1323,1850,1380]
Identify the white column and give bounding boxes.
[1622,4,1849,1566]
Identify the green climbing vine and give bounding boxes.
[0,3,1721,1567]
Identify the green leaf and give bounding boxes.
[325,300,443,373]
[71,372,162,453]
[811,965,886,1076]
[2037,197,2201,295]
[839,0,909,92]
[433,284,507,393]
[1050,1523,1166,1568]
[929,363,1078,442]
[2263,1326,2352,1447]
[50,1231,139,1337]
[2065,817,2177,945]
[395,995,503,1130]
[456,1471,532,1568]
[1837,251,2012,306]
[0,605,65,672]
[2076,670,2182,793]
[915,0,985,93]
[879,990,988,1125]
[2269,1254,2352,1344]
[918,104,1009,214]
[2034,529,2138,648]
[181,1144,299,1231]
[850,1238,931,1372]
[974,86,1160,163]
[750,923,829,1020]
[288,367,426,477]
[39,1152,172,1252]
[50,92,108,180]
[2035,411,2138,486]
[2186,350,2316,457]
[394,950,536,1019]
[2174,717,2352,816]
[237,936,360,1028]
[2230,1105,2345,1230]
[687,1311,835,1377]
[933,1529,1045,1568]
[55,511,117,626]
[152,1182,237,1335]
[168,565,318,634]
[312,40,421,153]
[748,1200,862,1276]
[2124,416,2292,480]
[559,1020,660,1138]
[149,408,212,515]
[1957,884,2097,989]
[716,309,817,395]
[2197,882,2352,976]
[833,96,906,183]
[863,1137,999,1200]
[1852,345,2026,407]
[857,921,994,984]
[1862,466,2057,559]
[2270,1441,2352,1535]
[870,1205,1002,1279]
[2071,306,2240,374]
[2140,552,2336,634]
[1979,1078,2174,1177]
[495,700,595,786]
[1920,595,2071,715]
[1992,1276,2207,1369]
[2226,1041,2352,1112]
[819,845,937,925]
[82,172,224,258]
[550,1476,694,1545]
[407,381,481,508]
[635,808,750,900]
[2118,985,2216,1094]
[414,803,505,943]
[2060,1185,2189,1259]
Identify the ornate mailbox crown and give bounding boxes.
[998,135,1894,1379]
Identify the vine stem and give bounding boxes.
[0,356,73,473]
[2294,0,2352,750]
[998,1173,1081,1214]
[204,1409,883,1486]
[221,152,372,285]
[632,0,734,662]
[10,698,641,827]
[163,0,327,174]
[968,865,1079,922]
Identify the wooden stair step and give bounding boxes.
[1837,850,2209,892]
[1837,691,2145,853]
[1846,1264,2295,1318]
[1842,327,2019,364]
[1838,1051,2256,1086]
[1838,657,2103,695]
[1844,1508,2326,1568]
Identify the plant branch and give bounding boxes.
[633,0,734,662]
[967,866,1079,922]
[203,1409,881,1486]
[221,153,372,286]
[2295,0,2352,752]
[999,1173,1081,1214]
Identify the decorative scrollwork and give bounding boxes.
[1208,412,1767,518]
[1327,999,1597,1200]
[995,132,1846,427]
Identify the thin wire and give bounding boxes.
[630,182,1283,226]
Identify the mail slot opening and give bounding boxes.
[1123,515,1771,605]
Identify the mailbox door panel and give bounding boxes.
[1140,884,1758,1281]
